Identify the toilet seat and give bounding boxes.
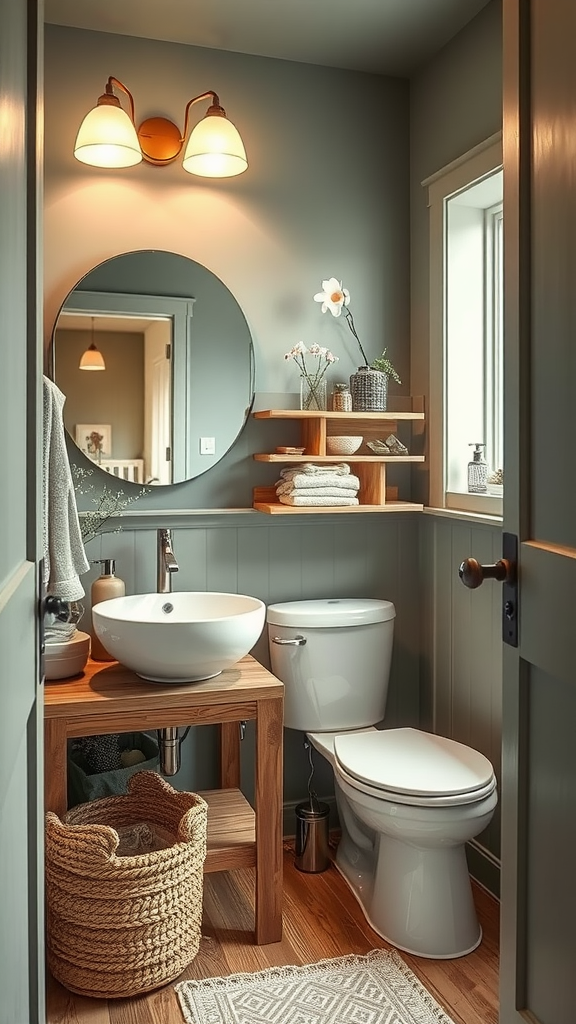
[334,727,497,807]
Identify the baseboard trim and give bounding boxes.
[283,796,338,838]
[466,839,501,899]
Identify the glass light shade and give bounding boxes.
[74,105,142,168]
[79,344,106,371]
[182,114,248,177]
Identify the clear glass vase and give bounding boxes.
[300,376,327,411]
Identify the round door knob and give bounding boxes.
[459,557,511,589]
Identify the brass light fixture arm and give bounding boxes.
[104,76,136,124]
[181,90,223,143]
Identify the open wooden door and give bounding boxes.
[0,1,44,1021]
[499,1,576,1021]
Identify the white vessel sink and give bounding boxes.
[92,591,266,683]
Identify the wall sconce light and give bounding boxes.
[74,77,248,178]
[79,318,106,371]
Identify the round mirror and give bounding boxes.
[50,250,255,486]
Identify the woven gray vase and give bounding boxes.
[349,366,388,412]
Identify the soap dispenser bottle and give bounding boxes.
[467,443,488,494]
[90,559,125,661]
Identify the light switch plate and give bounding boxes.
[200,437,216,455]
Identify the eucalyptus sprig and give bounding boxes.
[72,465,149,545]
[370,349,402,384]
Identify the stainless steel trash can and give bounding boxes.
[294,799,330,873]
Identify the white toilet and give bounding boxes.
[267,598,497,959]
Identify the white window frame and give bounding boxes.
[485,203,504,476]
[424,133,503,517]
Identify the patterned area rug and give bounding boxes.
[175,948,457,1024]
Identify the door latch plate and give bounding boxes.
[502,531,518,647]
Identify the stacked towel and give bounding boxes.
[275,463,360,507]
[279,462,352,478]
[278,493,359,507]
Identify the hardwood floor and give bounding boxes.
[46,840,500,1024]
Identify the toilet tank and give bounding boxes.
[267,599,395,732]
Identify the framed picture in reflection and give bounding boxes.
[75,423,111,461]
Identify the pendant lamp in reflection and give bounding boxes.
[79,318,106,371]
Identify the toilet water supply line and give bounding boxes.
[304,738,374,852]
[303,739,322,813]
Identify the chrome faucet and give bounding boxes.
[157,528,179,593]
[157,529,181,774]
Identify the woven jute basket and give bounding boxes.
[45,770,208,999]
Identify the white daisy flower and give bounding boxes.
[313,278,350,317]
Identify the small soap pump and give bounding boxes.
[467,443,488,494]
[90,559,125,661]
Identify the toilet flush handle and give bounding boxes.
[271,634,307,646]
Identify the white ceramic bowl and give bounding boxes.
[44,631,91,681]
[92,591,266,683]
[326,435,363,456]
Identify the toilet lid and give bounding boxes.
[334,728,495,799]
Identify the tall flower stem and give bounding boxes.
[344,308,369,366]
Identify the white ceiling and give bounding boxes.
[44,0,491,77]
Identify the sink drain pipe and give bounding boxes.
[157,726,191,776]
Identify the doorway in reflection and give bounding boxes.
[54,310,173,485]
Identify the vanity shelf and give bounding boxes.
[44,655,284,945]
[252,402,425,513]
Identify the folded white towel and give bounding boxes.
[276,485,360,498]
[279,462,351,479]
[276,472,360,494]
[278,493,360,507]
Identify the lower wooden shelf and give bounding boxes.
[201,788,256,872]
[253,486,424,514]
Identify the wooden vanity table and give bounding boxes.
[44,654,284,945]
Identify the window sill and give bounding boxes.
[445,491,502,517]
[424,494,503,526]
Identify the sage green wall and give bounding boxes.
[410,0,502,464]
[44,24,410,510]
[410,0,503,888]
[44,24,419,821]
[419,514,503,892]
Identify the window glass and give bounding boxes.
[445,172,503,506]
[425,135,503,516]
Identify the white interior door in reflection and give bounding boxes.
[144,323,172,485]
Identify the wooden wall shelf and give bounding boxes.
[252,402,425,514]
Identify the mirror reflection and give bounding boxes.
[51,250,255,486]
